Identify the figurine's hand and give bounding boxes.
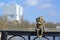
[37,22,42,24]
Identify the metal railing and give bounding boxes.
[0,30,60,40]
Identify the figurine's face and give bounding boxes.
[40,16,44,20]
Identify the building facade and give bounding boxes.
[3,3,23,23]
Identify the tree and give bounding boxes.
[45,22,56,28]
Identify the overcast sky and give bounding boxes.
[0,0,60,23]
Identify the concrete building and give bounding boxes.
[3,2,23,23]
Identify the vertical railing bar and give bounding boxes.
[1,31,7,40]
[28,35,30,40]
[53,36,55,40]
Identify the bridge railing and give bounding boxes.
[0,30,60,40]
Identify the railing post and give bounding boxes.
[1,31,7,40]
[28,35,30,40]
[53,36,55,40]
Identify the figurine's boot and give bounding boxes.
[39,34,42,38]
